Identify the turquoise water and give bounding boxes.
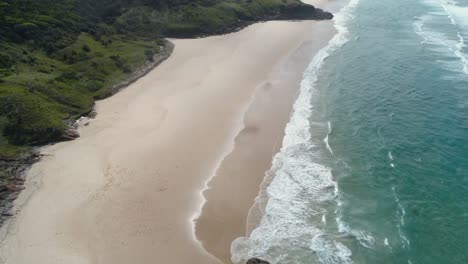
[232,0,468,263]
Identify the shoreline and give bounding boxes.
[0,5,335,264]
[194,4,336,262]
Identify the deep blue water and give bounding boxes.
[232,0,468,263]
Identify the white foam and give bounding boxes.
[415,0,468,75]
[392,187,410,248]
[324,121,335,155]
[384,238,389,246]
[231,0,362,262]
[388,151,396,167]
[337,217,376,249]
[310,235,353,264]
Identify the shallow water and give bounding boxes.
[232,0,468,263]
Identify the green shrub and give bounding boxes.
[145,49,155,61]
[0,91,65,145]
[82,44,91,52]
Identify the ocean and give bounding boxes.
[232,0,468,263]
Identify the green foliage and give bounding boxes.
[145,49,155,62]
[82,44,91,52]
[114,7,166,38]
[0,33,160,150]
[0,0,327,159]
[0,85,66,145]
[0,0,79,53]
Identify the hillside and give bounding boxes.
[0,0,332,221]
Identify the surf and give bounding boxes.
[230,0,362,262]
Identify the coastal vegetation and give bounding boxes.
[0,0,332,221]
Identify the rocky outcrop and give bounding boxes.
[61,128,80,141]
[247,258,270,264]
[0,151,40,225]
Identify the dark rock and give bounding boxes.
[62,128,80,141]
[0,191,9,200]
[4,203,13,211]
[5,184,19,192]
[2,211,13,217]
[247,258,270,264]
[88,110,97,118]
[6,193,18,201]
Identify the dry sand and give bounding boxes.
[0,2,335,263]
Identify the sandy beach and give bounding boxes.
[0,1,335,263]
[195,14,335,264]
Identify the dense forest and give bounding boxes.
[0,0,331,186]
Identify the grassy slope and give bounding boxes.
[0,35,161,158]
[0,0,331,159]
